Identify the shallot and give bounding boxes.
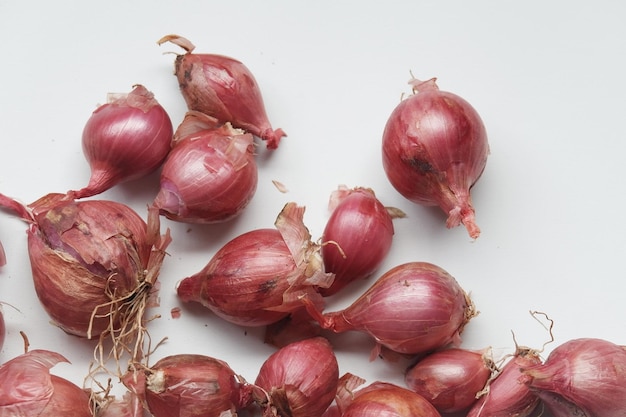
[319,185,404,296]
[0,349,141,417]
[302,261,476,358]
[523,337,626,417]
[153,121,258,224]
[334,374,441,417]
[177,202,333,326]
[0,192,171,360]
[158,34,286,149]
[254,337,339,417]
[122,354,254,417]
[466,346,541,417]
[382,77,489,239]
[70,84,173,199]
[404,347,494,413]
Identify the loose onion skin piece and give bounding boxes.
[524,337,626,417]
[466,347,541,417]
[404,347,494,413]
[153,122,258,224]
[122,354,254,417]
[303,261,476,358]
[254,337,339,417]
[382,77,489,239]
[0,306,5,352]
[177,203,333,327]
[71,84,174,199]
[158,34,286,150]
[319,186,402,297]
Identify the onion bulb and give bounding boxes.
[405,347,494,413]
[122,354,254,417]
[303,261,476,358]
[177,202,333,326]
[158,34,286,150]
[524,337,626,417]
[254,337,339,417]
[382,77,489,239]
[319,185,404,296]
[0,192,171,362]
[466,347,541,417]
[153,121,258,224]
[70,84,173,199]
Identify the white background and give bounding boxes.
[1,1,625,416]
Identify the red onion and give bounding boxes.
[153,122,258,224]
[466,347,541,417]
[523,337,626,416]
[319,185,404,296]
[177,202,333,326]
[405,347,494,413]
[0,192,171,359]
[122,354,254,417]
[382,77,489,239]
[334,376,441,417]
[533,391,588,417]
[70,84,173,199]
[254,337,339,417]
[303,261,476,358]
[158,34,286,150]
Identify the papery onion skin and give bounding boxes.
[158,34,286,150]
[153,122,258,224]
[177,203,332,327]
[382,77,489,239]
[72,84,173,199]
[523,337,626,417]
[0,241,6,266]
[304,262,475,357]
[254,337,339,417]
[0,306,4,351]
[341,382,441,417]
[405,348,493,413]
[320,186,399,297]
[466,348,541,417]
[0,192,171,339]
[122,354,253,417]
[0,349,92,417]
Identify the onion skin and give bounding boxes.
[0,241,5,266]
[338,380,441,417]
[0,350,92,416]
[177,203,333,327]
[72,84,173,199]
[254,337,339,417]
[405,348,494,413]
[0,192,171,341]
[158,34,286,150]
[382,77,489,239]
[523,338,626,417]
[319,186,400,297]
[122,354,254,417]
[153,122,258,224]
[303,262,475,358]
[0,306,4,351]
[533,391,588,417]
[466,347,541,417]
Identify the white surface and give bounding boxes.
[1,1,625,415]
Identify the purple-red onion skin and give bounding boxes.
[159,34,286,149]
[341,382,441,417]
[524,338,626,417]
[405,348,493,413]
[382,78,488,239]
[466,349,541,417]
[305,262,475,357]
[75,84,173,199]
[123,354,253,417]
[320,187,395,296]
[177,228,294,326]
[254,337,339,417]
[154,124,258,224]
[0,306,4,351]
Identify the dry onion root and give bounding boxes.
[0,192,171,376]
